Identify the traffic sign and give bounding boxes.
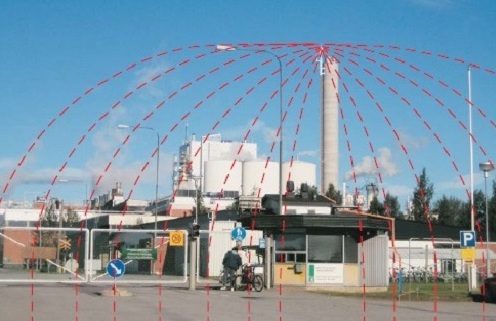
[170,231,184,247]
[106,259,125,278]
[231,226,247,241]
[58,239,71,250]
[259,238,266,249]
[460,230,476,247]
[461,248,476,263]
[120,249,157,260]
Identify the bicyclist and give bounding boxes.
[221,246,242,291]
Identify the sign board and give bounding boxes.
[169,231,184,247]
[307,263,344,284]
[120,248,157,260]
[231,226,247,241]
[58,239,71,250]
[106,259,125,278]
[460,230,476,248]
[461,248,476,263]
[259,238,266,249]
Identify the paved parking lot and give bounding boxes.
[1,283,495,321]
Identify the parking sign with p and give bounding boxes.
[460,230,475,248]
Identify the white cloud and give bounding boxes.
[345,147,398,180]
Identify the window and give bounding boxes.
[308,235,343,263]
[274,232,306,264]
[275,233,305,251]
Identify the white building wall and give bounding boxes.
[242,161,279,196]
[283,162,316,191]
[204,160,242,194]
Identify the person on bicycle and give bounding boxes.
[221,246,242,291]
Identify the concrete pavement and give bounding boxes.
[0,283,495,321]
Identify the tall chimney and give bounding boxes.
[320,55,339,194]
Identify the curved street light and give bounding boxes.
[216,44,284,216]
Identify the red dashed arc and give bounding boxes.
[1,43,495,321]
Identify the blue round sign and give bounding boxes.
[106,259,125,278]
[231,226,247,241]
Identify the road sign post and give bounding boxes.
[106,259,125,278]
[231,226,246,241]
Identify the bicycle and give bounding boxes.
[235,263,264,292]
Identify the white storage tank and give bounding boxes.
[242,160,279,196]
[282,161,316,192]
[204,160,242,195]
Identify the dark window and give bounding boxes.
[343,236,358,263]
[308,235,343,263]
[275,233,305,251]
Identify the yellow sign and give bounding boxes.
[169,231,184,247]
[58,239,71,250]
[461,248,476,262]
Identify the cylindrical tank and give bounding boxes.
[282,161,316,192]
[204,160,242,195]
[242,161,279,196]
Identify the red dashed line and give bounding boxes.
[181,82,192,90]
[165,67,175,74]
[112,101,121,109]
[248,67,257,73]
[207,91,215,99]
[97,79,109,86]
[84,87,94,95]
[181,112,190,120]
[170,123,178,132]
[218,82,229,90]
[209,67,220,74]
[143,111,154,121]
[124,91,134,99]
[112,71,123,78]
[126,63,137,71]
[28,142,36,152]
[141,56,153,62]
[168,91,177,99]
[98,112,109,120]
[37,129,46,140]
[136,82,147,90]
[72,96,81,105]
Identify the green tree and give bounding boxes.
[325,183,343,205]
[384,193,402,218]
[368,196,384,215]
[458,190,485,230]
[433,195,464,226]
[411,168,434,222]
[489,181,496,237]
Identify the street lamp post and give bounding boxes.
[190,176,202,223]
[217,45,283,290]
[216,45,284,216]
[479,161,494,277]
[117,124,160,245]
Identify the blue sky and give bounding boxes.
[1,0,496,210]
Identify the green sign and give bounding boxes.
[120,248,157,260]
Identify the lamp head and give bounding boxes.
[216,45,236,51]
[479,161,494,175]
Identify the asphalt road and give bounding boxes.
[0,283,495,321]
